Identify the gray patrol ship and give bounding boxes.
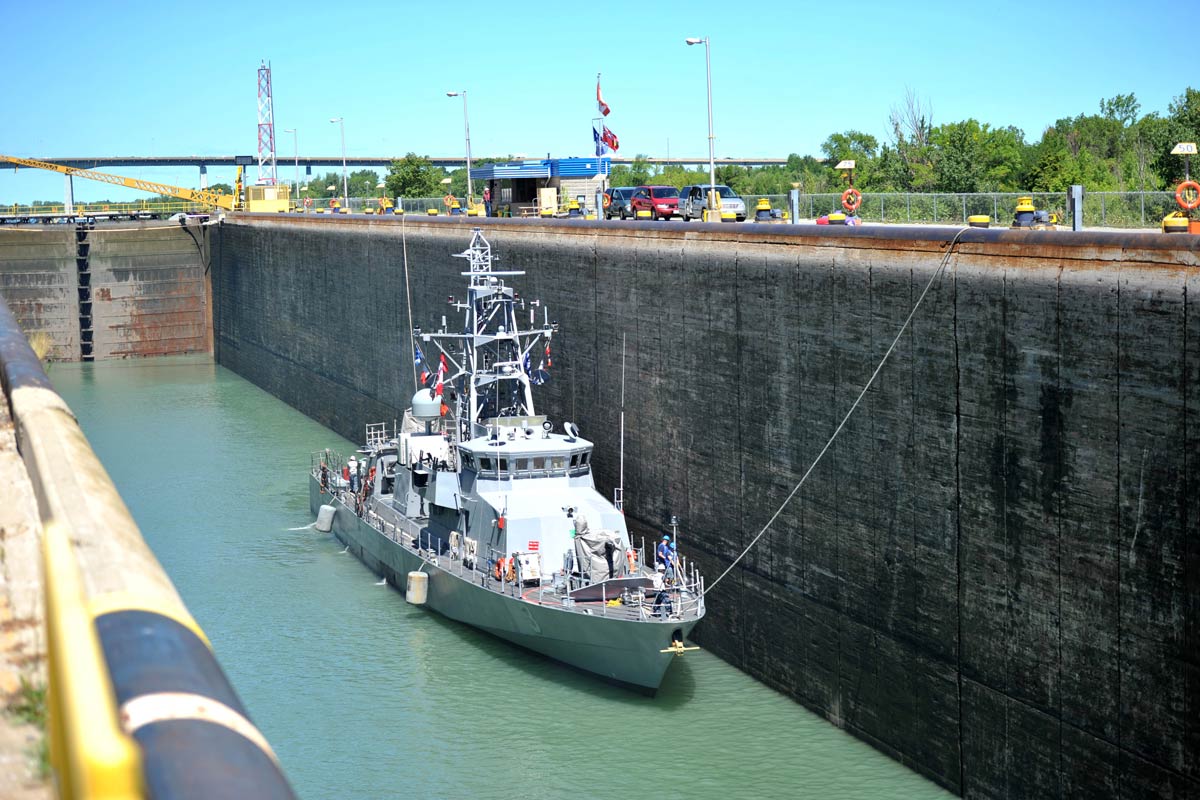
[309,228,704,691]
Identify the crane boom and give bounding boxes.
[0,154,239,210]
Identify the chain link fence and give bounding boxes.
[740,191,1176,229]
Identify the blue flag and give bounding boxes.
[414,343,424,366]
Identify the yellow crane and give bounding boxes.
[0,154,248,211]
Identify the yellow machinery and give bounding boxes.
[0,154,290,212]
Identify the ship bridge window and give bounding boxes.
[480,456,493,472]
[532,456,546,471]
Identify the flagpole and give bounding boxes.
[597,73,607,202]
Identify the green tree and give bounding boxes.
[385,154,442,198]
[348,169,380,198]
[821,130,879,188]
[609,154,652,187]
[208,182,233,195]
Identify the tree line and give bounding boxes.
[608,87,1200,197]
[378,87,1199,199]
[19,87,1200,205]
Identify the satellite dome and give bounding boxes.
[411,388,441,421]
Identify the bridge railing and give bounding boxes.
[0,299,296,798]
[740,191,1174,228]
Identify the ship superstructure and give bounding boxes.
[309,228,703,690]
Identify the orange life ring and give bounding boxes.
[626,548,637,571]
[603,193,612,209]
[328,199,338,209]
[303,197,313,208]
[443,194,455,207]
[841,187,862,212]
[1175,180,1200,211]
[493,557,516,582]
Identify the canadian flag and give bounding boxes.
[597,77,610,117]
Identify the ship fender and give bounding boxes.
[406,571,428,604]
[314,504,336,532]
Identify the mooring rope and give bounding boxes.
[704,227,969,593]
[401,211,417,391]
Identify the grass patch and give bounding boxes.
[8,676,49,778]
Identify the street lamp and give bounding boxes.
[446,91,473,203]
[329,117,348,211]
[283,128,298,205]
[685,36,716,220]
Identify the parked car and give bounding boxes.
[629,185,680,220]
[678,184,747,221]
[605,186,638,220]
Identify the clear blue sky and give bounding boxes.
[0,0,1180,203]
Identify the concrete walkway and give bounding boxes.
[0,388,50,799]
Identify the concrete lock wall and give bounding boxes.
[87,226,210,358]
[0,223,210,361]
[212,216,1194,798]
[0,227,79,360]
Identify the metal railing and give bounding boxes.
[314,463,704,622]
[739,191,1175,229]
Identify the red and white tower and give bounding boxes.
[256,61,277,185]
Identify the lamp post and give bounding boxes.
[685,36,716,220]
[283,128,298,206]
[446,91,473,203]
[329,117,348,211]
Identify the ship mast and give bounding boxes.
[414,228,556,442]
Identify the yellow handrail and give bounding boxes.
[42,521,143,800]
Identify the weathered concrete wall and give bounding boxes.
[0,223,209,360]
[212,215,1199,798]
[88,226,209,358]
[0,228,78,360]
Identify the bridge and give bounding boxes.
[3,154,790,175]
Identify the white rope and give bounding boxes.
[705,227,968,593]
[401,211,417,390]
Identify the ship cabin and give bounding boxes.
[457,416,595,492]
[456,416,627,583]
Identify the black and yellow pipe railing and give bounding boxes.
[0,299,295,799]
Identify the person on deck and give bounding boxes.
[348,455,359,493]
[656,535,671,571]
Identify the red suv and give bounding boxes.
[630,185,680,220]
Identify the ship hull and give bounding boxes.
[310,477,698,691]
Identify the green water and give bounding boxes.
[51,355,953,800]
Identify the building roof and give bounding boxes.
[470,157,610,181]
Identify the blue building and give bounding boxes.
[470,157,610,216]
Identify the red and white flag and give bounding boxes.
[601,126,619,152]
[596,77,610,117]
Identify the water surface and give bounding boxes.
[52,355,952,800]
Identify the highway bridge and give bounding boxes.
[2,154,791,172]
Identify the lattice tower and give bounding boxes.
[257,62,277,185]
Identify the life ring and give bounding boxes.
[328,199,337,209]
[1175,180,1200,210]
[443,194,455,207]
[841,187,862,212]
[493,557,516,582]
[626,548,638,571]
[603,193,612,209]
[303,197,312,208]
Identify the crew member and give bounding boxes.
[656,535,671,571]
[348,455,360,493]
